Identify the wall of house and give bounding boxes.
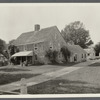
[16,28,68,64]
[70,53,86,62]
[87,51,95,60]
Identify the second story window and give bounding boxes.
[49,42,53,49]
[34,44,38,50]
[82,54,83,58]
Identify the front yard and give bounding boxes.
[28,79,100,94]
[0,68,30,72]
[27,62,100,94]
[0,73,40,85]
[1,60,100,94]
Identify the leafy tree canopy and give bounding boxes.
[94,42,100,56]
[0,39,9,59]
[61,21,93,48]
[8,45,19,56]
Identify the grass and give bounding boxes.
[49,62,79,67]
[89,62,100,67]
[0,73,40,85]
[0,68,30,72]
[27,79,100,94]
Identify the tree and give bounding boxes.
[45,49,59,64]
[9,39,15,45]
[94,42,100,56]
[60,46,71,62]
[0,39,9,59]
[8,45,19,56]
[61,21,93,48]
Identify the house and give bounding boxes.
[12,24,67,64]
[84,48,96,60]
[11,24,87,65]
[66,44,87,62]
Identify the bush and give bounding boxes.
[0,60,8,67]
[61,46,71,62]
[45,49,59,64]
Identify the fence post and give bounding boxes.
[20,78,27,94]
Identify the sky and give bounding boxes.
[0,3,100,44]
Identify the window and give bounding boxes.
[82,54,83,58]
[74,54,77,62]
[35,55,37,60]
[49,42,53,49]
[85,54,86,58]
[35,44,37,47]
[35,48,37,50]
[55,33,57,39]
[50,47,52,49]
[34,44,38,50]
[58,43,60,49]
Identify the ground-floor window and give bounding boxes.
[74,54,77,62]
[35,55,38,60]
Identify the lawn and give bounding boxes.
[27,66,100,94]
[89,62,100,67]
[0,73,40,85]
[0,68,30,72]
[27,79,100,94]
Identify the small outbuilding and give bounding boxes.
[66,44,87,62]
[84,48,96,60]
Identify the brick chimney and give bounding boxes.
[34,24,40,31]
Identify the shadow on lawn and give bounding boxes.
[0,73,40,85]
[0,68,30,72]
[27,79,100,94]
[88,62,100,67]
[48,62,79,67]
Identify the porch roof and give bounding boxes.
[11,51,33,57]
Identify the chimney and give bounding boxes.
[34,24,40,31]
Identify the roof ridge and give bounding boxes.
[41,25,57,30]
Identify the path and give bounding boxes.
[0,60,98,92]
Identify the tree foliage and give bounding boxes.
[94,42,100,56]
[0,39,9,59]
[61,21,93,48]
[8,45,19,56]
[60,46,71,62]
[45,49,59,64]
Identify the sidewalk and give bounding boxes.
[0,60,98,92]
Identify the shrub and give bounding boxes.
[61,46,71,62]
[45,49,59,64]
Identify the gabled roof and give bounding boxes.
[84,48,95,53]
[14,26,61,46]
[66,44,87,54]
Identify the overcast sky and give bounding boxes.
[0,3,100,44]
